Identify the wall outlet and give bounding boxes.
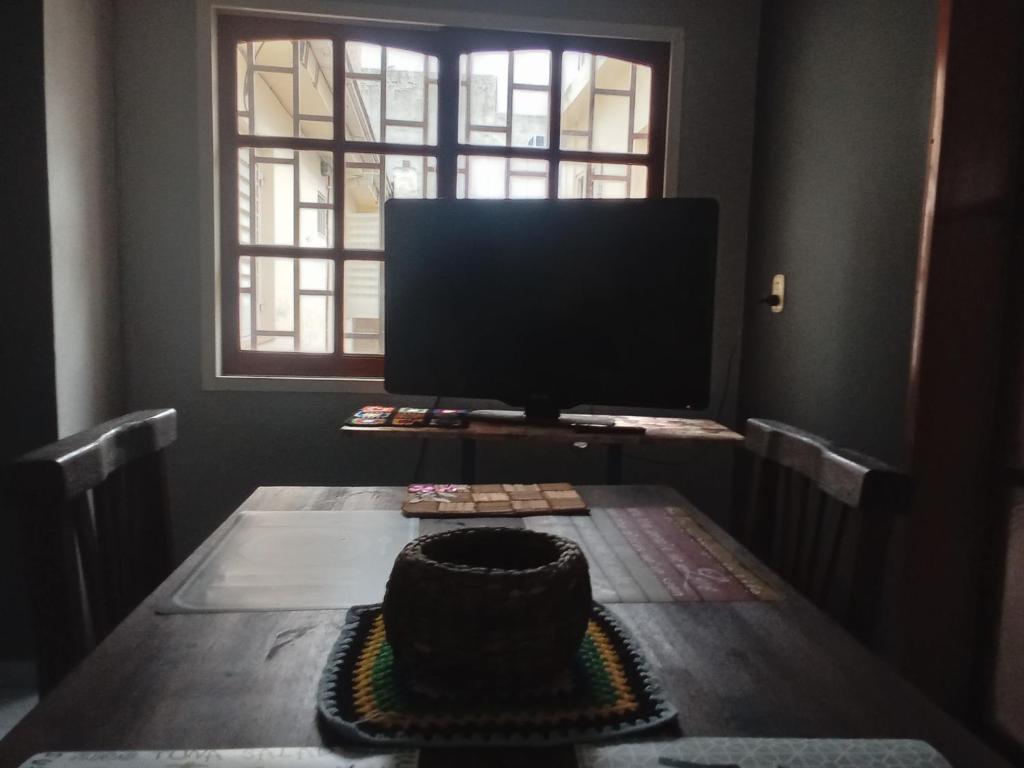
[771,274,785,313]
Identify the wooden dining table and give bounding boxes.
[0,485,1011,768]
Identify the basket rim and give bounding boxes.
[398,526,584,577]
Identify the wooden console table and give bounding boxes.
[341,414,741,483]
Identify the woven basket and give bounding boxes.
[382,527,592,687]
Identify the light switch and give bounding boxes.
[771,274,785,313]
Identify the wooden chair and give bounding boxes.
[9,409,177,693]
[739,418,910,644]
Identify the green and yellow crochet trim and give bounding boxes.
[318,603,677,747]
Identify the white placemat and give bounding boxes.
[18,740,951,768]
[159,510,418,613]
[18,749,415,768]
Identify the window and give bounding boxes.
[218,16,668,377]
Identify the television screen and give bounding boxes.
[384,198,717,416]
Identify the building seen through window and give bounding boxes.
[220,17,667,376]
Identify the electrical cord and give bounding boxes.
[714,331,742,424]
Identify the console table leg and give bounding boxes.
[461,439,477,483]
[607,444,623,484]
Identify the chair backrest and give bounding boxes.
[740,419,909,643]
[9,409,177,693]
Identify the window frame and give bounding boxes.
[217,14,670,379]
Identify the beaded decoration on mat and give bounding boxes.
[317,603,678,747]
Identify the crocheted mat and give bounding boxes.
[317,603,678,747]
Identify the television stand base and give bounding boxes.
[469,409,615,428]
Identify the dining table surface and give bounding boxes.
[0,485,1012,768]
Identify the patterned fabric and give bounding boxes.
[318,603,677,747]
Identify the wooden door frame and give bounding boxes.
[902,0,1024,729]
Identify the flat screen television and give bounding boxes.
[384,198,718,419]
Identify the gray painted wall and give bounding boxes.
[45,0,123,437]
[739,0,936,465]
[114,0,761,560]
[0,0,123,665]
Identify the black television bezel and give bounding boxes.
[383,198,718,415]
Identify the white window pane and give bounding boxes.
[511,89,548,149]
[253,147,294,159]
[510,157,549,199]
[256,257,294,332]
[468,129,505,146]
[298,41,334,124]
[346,42,382,142]
[510,158,547,174]
[250,41,294,137]
[344,162,380,249]
[458,156,549,199]
[346,42,382,74]
[348,79,381,142]
[386,47,437,146]
[239,148,333,247]
[458,56,468,143]
[561,133,589,151]
[385,125,425,144]
[301,120,332,140]
[299,208,332,248]
[509,176,547,199]
[466,155,507,199]
[557,161,648,199]
[238,39,334,139]
[386,155,427,198]
[239,291,252,349]
[513,50,550,86]
[302,151,333,204]
[238,152,253,244]
[560,52,650,155]
[560,52,592,150]
[343,261,384,355]
[427,82,438,145]
[558,161,585,198]
[467,52,509,128]
[426,159,437,198]
[385,48,426,123]
[593,179,627,198]
[236,44,250,125]
[299,258,333,291]
[239,256,252,289]
[343,154,437,249]
[241,256,335,353]
[594,55,632,90]
[299,294,334,352]
[254,157,293,245]
[254,336,294,351]
[592,93,631,153]
[629,165,649,198]
[253,71,294,137]
[633,64,652,134]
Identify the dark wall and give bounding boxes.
[115,0,761,565]
[0,1,58,660]
[739,0,937,465]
